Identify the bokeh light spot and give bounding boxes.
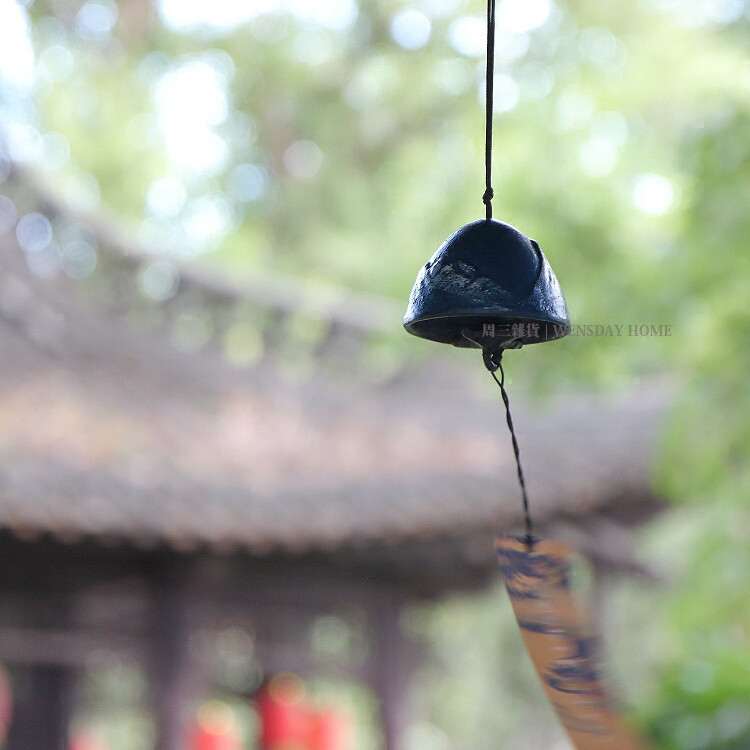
[433,58,473,96]
[153,57,231,173]
[38,44,75,83]
[498,0,552,34]
[228,164,269,202]
[139,260,180,301]
[555,89,595,130]
[579,138,617,177]
[16,212,53,254]
[518,61,555,99]
[62,241,98,279]
[632,173,675,215]
[0,0,34,89]
[343,56,400,112]
[283,140,324,179]
[147,177,187,219]
[76,1,119,41]
[196,700,236,735]
[182,195,234,247]
[223,322,264,366]
[391,9,432,50]
[159,0,356,34]
[448,17,485,57]
[480,74,519,113]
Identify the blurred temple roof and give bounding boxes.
[0,166,668,589]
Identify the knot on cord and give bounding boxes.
[482,187,494,205]
[482,347,502,373]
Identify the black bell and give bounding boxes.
[403,219,570,351]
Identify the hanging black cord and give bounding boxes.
[487,352,534,547]
[483,0,496,219]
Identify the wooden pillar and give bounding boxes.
[369,598,413,750]
[6,665,76,750]
[148,570,198,750]
[5,590,76,750]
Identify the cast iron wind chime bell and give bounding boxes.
[403,0,569,360]
[404,0,570,547]
[403,2,651,748]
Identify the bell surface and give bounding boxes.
[403,219,570,349]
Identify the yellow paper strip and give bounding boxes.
[495,535,652,750]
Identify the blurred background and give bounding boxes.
[0,0,748,748]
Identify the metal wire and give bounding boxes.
[487,352,534,546]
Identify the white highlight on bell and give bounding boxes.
[632,173,675,215]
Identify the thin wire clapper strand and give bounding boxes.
[489,353,534,547]
[461,332,535,547]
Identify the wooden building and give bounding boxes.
[0,169,666,748]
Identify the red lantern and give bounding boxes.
[189,701,242,750]
[69,731,107,750]
[309,708,351,750]
[257,674,310,749]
